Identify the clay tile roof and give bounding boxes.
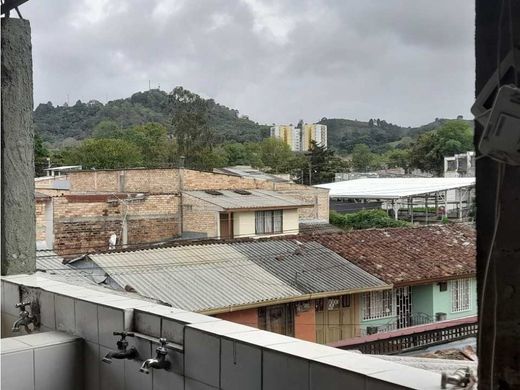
[301,224,475,285]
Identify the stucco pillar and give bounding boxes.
[1,18,36,275]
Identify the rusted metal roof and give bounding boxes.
[302,224,476,285]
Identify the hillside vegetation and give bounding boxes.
[34,89,269,147]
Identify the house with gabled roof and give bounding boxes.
[304,224,476,339]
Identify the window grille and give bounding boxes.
[451,278,471,312]
[255,210,283,234]
[327,297,339,311]
[362,290,394,320]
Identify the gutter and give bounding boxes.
[198,284,393,316]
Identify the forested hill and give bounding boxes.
[34,89,270,147]
[319,117,473,154]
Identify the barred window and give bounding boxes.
[451,278,471,312]
[255,210,283,234]
[362,290,394,320]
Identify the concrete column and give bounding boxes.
[1,18,35,275]
[476,1,520,387]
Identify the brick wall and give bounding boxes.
[182,193,219,238]
[215,308,258,328]
[53,194,181,255]
[66,168,329,223]
[35,201,47,242]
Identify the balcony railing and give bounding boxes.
[331,316,477,355]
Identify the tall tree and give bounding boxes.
[169,86,215,168]
[410,120,473,175]
[352,143,379,172]
[62,138,143,169]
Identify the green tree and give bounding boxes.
[124,123,170,167]
[383,148,411,172]
[222,143,249,166]
[259,138,294,173]
[169,86,215,167]
[34,133,50,176]
[301,142,350,185]
[352,144,378,172]
[91,120,124,139]
[62,138,143,169]
[410,120,473,175]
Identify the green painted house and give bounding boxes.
[309,223,476,337]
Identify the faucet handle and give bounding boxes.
[113,331,135,339]
[15,302,31,310]
[158,338,168,346]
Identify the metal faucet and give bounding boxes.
[102,332,138,364]
[139,338,171,374]
[12,302,38,333]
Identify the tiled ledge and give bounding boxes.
[1,274,442,390]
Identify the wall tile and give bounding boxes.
[263,350,309,390]
[75,299,99,343]
[184,328,220,387]
[34,340,83,390]
[309,361,365,390]
[84,341,100,390]
[1,349,34,390]
[134,311,161,338]
[161,318,185,345]
[100,345,124,390]
[54,294,75,334]
[185,378,218,390]
[98,306,127,349]
[38,291,55,329]
[125,358,152,390]
[2,282,21,316]
[153,368,183,390]
[221,339,261,390]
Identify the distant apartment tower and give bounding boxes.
[270,125,301,151]
[444,151,475,177]
[270,123,327,152]
[302,123,327,150]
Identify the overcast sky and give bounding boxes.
[24,0,474,127]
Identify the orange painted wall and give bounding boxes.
[295,302,316,342]
[215,308,258,328]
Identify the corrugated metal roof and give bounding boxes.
[183,189,311,210]
[36,250,68,271]
[315,177,475,199]
[214,166,290,183]
[87,240,388,312]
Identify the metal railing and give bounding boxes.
[335,316,477,355]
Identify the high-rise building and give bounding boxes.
[302,123,327,151]
[270,123,327,152]
[269,125,301,151]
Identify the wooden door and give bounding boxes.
[219,212,233,239]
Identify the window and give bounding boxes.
[341,294,351,308]
[255,210,283,234]
[315,298,324,312]
[258,304,294,337]
[451,278,471,312]
[362,290,394,320]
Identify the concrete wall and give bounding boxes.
[433,278,477,321]
[1,275,443,390]
[233,211,255,238]
[1,18,36,275]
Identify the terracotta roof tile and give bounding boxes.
[300,224,475,285]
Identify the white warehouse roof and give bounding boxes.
[315,177,475,200]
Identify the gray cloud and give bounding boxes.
[24,0,474,127]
